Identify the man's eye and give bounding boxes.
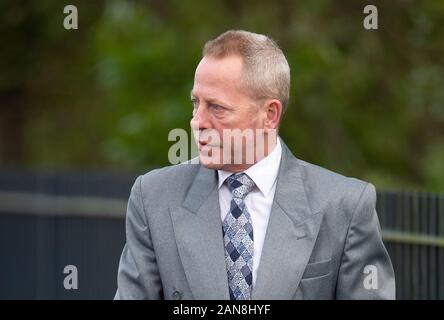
[210,104,223,112]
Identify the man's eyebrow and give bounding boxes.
[206,97,225,105]
[190,92,232,108]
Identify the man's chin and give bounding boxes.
[198,155,224,170]
[198,155,248,172]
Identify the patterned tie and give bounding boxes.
[222,173,255,300]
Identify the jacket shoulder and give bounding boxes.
[298,159,368,190]
[140,160,200,187]
[296,158,375,217]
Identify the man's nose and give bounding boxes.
[190,105,211,130]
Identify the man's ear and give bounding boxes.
[263,99,283,132]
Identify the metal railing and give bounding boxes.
[0,170,443,299]
[377,191,444,299]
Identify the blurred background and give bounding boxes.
[0,0,443,299]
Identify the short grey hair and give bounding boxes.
[203,30,291,113]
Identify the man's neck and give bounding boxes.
[220,138,278,173]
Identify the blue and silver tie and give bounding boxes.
[223,173,255,300]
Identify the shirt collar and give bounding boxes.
[217,138,282,197]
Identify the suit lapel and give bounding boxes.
[169,166,230,299]
[169,140,324,300]
[253,141,325,299]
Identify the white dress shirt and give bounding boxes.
[217,138,282,287]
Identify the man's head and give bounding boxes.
[190,30,290,171]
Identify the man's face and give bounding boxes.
[190,55,268,171]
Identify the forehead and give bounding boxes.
[192,56,244,98]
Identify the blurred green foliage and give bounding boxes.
[0,0,443,192]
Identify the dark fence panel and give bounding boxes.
[0,170,443,299]
[0,213,125,299]
[377,191,444,300]
[0,169,135,299]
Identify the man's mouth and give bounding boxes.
[198,142,220,151]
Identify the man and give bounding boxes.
[114,30,395,300]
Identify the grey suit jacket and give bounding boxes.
[115,139,395,300]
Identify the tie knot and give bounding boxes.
[226,173,255,199]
